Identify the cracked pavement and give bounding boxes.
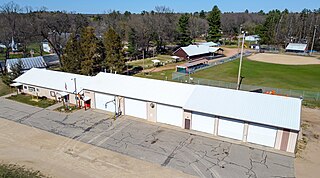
[0,98,295,178]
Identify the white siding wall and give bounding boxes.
[247,124,277,147]
[157,104,183,127]
[125,98,147,119]
[191,112,215,134]
[218,118,244,140]
[95,93,116,112]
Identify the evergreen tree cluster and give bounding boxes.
[62,27,124,75]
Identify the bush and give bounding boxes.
[0,163,47,178]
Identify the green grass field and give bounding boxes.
[191,58,320,91]
[7,94,56,108]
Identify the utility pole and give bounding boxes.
[310,25,318,55]
[237,31,246,90]
[72,78,78,108]
[237,25,243,54]
[143,50,145,74]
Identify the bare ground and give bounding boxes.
[0,118,194,178]
[295,107,320,178]
[248,53,320,65]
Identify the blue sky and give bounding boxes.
[1,0,319,14]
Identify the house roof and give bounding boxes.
[286,43,307,51]
[179,45,223,57]
[197,42,219,47]
[84,72,196,107]
[184,85,301,131]
[13,68,91,93]
[6,56,47,71]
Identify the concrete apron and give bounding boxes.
[119,113,295,158]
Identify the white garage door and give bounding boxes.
[218,118,244,140]
[157,104,183,127]
[125,98,147,119]
[192,112,215,134]
[247,124,277,147]
[95,93,117,112]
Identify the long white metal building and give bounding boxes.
[13,69,302,153]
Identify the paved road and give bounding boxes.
[0,98,295,178]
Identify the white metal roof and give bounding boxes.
[13,68,91,94]
[286,43,307,51]
[181,45,222,57]
[13,69,301,130]
[84,72,196,107]
[197,42,219,47]
[184,85,301,131]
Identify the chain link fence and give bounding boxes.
[172,72,320,101]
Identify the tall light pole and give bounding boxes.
[237,25,243,54]
[310,25,318,55]
[237,31,246,90]
[71,78,78,108]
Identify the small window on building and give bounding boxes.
[23,86,27,89]
[50,91,56,97]
[28,87,35,92]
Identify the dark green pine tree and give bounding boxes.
[177,14,192,46]
[79,26,103,75]
[206,5,222,42]
[127,27,139,59]
[199,10,206,19]
[104,28,125,73]
[62,33,82,74]
[257,10,281,44]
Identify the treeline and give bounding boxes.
[0,2,320,74]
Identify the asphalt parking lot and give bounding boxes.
[0,98,295,178]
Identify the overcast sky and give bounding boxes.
[1,0,319,14]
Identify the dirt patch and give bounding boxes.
[248,53,320,65]
[0,118,194,178]
[295,107,320,178]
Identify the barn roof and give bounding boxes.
[286,43,307,51]
[13,68,91,94]
[6,56,47,71]
[184,85,301,131]
[179,45,223,57]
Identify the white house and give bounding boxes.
[42,41,51,53]
[245,35,260,43]
[12,69,302,153]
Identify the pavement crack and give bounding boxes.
[161,134,192,166]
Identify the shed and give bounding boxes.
[285,43,308,53]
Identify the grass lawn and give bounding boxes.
[0,163,45,178]
[7,94,56,108]
[0,78,12,96]
[191,58,320,91]
[127,55,175,69]
[135,69,175,81]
